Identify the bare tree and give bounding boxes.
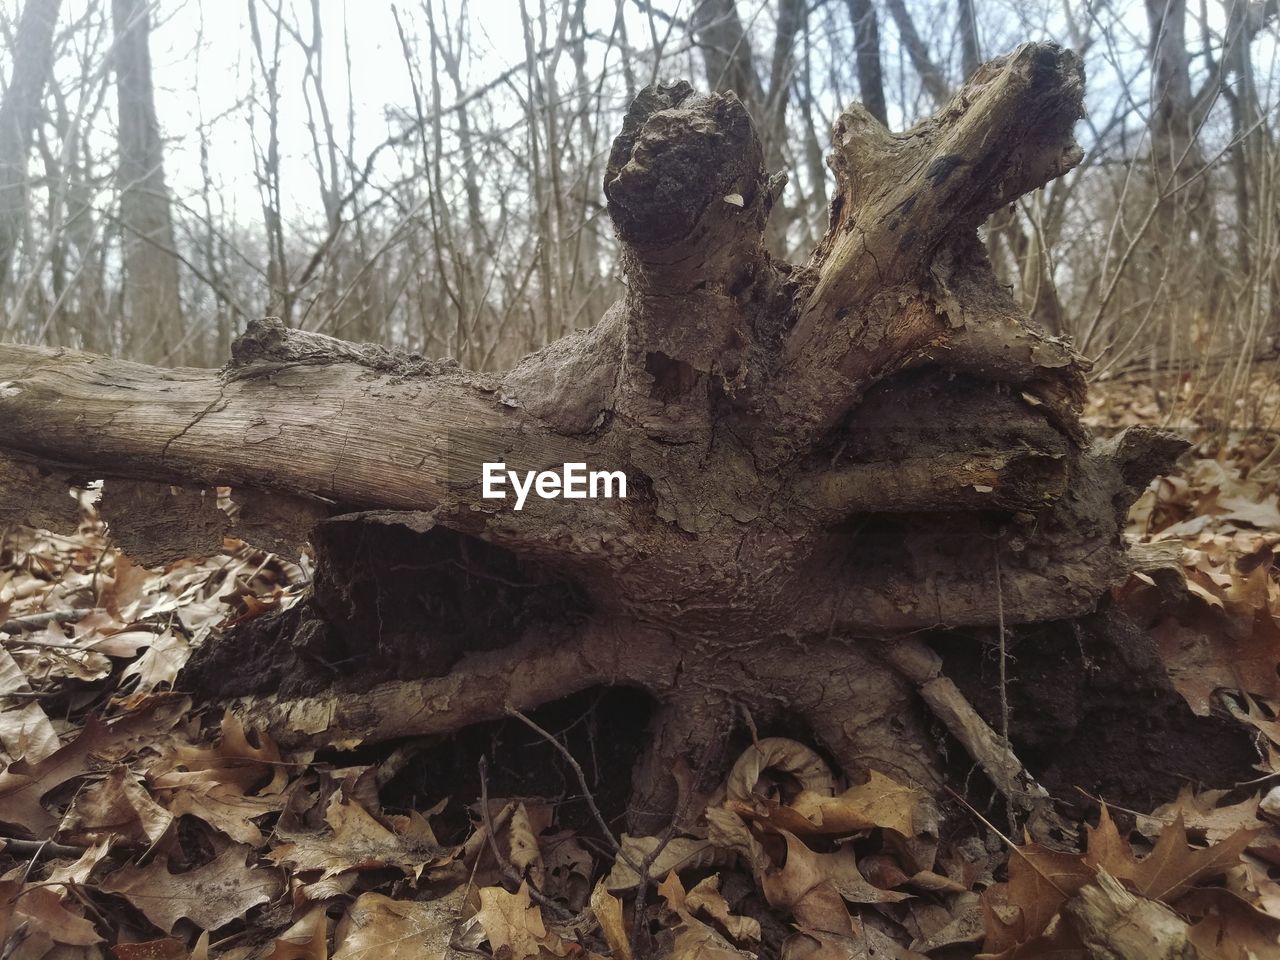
[957,0,980,78]
[846,0,887,125]
[0,0,61,289]
[111,0,182,362]
[884,0,949,104]
[0,0,1272,430]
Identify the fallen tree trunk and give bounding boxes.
[0,43,1204,832]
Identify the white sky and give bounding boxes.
[149,0,540,232]
[3,0,1276,237]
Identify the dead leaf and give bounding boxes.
[604,834,724,892]
[265,905,329,960]
[150,710,286,796]
[1151,566,1280,714]
[685,875,761,944]
[726,738,835,803]
[121,630,191,691]
[58,764,174,847]
[333,890,465,960]
[10,885,103,947]
[268,793,449,881]
[476,883,560,959]
[45,838,112,893]
[100,842,284,932]
[102,553,150,621]
[1136,786,1267,847]
[112,939,191,960]
[1181,887,1280,958]
[541,831,592,912]
[590,881,633,960]
[730,770,919,840]
[0,694,188,835]
[982,806,1257,955]
[509,802,545,889]
[0,647,59,763]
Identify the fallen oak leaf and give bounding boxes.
[726,738,835,802]
[0,694,188,836]
[8,885,103,947]
[150,709,287,796]
[509,801,545,889]
[603,834,725,892]
[111,939,192,960]
[729,770,919,840]
[58,764,174,848]
[659,917,756,959]
[1122,814,1256,903]
[0,646,59,763]
[685,875,761,945]
[268,793,451,881]
[333,889,468,960]
[102,553,150,621]
[589,881,634,960]
[121,629,191,692]
[753,827,909,909]
[100,842,284,933]
[1179,887,1280,958]
[475,882,578,959]
[983,805,1257,955]
[44,837,112,893]
[540,831,592,912]
[1136,786,1267,848]
[159,776,289,846]
[980,839,1091,955]
[1151,564,1280,715]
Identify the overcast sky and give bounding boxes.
[3,0,1276,236]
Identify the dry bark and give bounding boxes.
[0,44,1184,826]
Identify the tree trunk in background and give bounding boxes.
[1221,0,1267,276]
[884,0,949,105]
[112,0,183,363]
[845,0,887,125]
[691,0,763,115]
[958,0,980,79]
[691,0,793,254]
[1144,0,1200,178]
[0,0,61,291]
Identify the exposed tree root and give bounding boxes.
[0,42,1208,834]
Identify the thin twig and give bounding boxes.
[994,539,1016,835]
[0,609,93,634]
[476,755,573,920]
[502,705,627,860]
[2,836,88,862]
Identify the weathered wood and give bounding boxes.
[0,336,635,558]
[759,43,1087,460]
[0,43,1181,825]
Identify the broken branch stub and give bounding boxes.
[604,81,769,296]
[761,42,1087,461]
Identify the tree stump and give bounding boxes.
[0,43,1206,832]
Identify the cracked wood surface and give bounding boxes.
[0,341,640,554]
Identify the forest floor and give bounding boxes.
[2,369,1280,959]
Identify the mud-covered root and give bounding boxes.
[622,638,950,835]
[627,694,738,836]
